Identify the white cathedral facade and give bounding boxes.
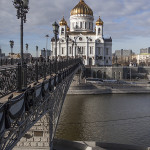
[51,0,112,66]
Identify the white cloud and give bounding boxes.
[0,0,150,54]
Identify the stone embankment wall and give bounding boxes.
[86,66,150,80]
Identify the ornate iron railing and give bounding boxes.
[0,58,81,99]
[0,59,82,150]
[0,58,31,66]
[0,68,18,98]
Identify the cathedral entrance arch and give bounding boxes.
[89,58,92,66]
[97,70,102,78]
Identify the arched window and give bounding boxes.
[61,28,64,35]
[114,72,116,79]
[80,22,82,28]
[85,22,87,29]
[62,47,64,54]
[69,47,72,54]
[76,22,78,28]
[98,28,101,35]
[90,47,92,54]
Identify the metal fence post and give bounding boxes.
[43,61,46,80]
[50,60,52,75]
[22,63,27,89]
[0,59,2,66]
[35,60,39,83]
[11,58,13,65]
[55,60,57,74]
[17,63,22,92]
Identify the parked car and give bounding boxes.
[86,78,103,84]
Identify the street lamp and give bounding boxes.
[74,36,80,59]
[66,35,69,63]
[52,21,59,73]
[36,46,38,58]
[45,34,49,60]
[9,40,14,54]
[43,48,46,58]
[72,40,74,58]
[86,37,92,66]
[25,43,28,53]
[13,0,29,65]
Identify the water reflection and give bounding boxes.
[56,94,150,147]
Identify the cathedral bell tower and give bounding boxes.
[59,17,67,38]
[96,16,103,39]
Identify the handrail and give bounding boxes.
[0,58,82,99]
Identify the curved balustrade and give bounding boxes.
[0,60,82,150]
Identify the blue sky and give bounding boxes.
[0,0,150,56]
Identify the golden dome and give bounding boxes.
[71,0,93,16]
[59,16,67,26]
[67,25,70,32]
[96,16,103,26]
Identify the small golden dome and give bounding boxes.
[71,0,93,16]
[67,25,70,32]
[59,16,67,26]
[96,16,103,26]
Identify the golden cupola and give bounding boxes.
[70,0,93,16]
[59,16,67,26]
[96,16,103,26]
[67,25,70,32]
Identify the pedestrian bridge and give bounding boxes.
[0,58,83,150]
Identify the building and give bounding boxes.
[41,50,52,58]
[0,48,5,58]
[51,0,112,66]
[9,53,31,59]
[113,49,133,66]
[140,47,150,54]
[136,54,150,66]
[115,49,133,57]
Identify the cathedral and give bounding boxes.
[51,0,112,66]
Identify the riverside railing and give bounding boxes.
[0,58,81,99]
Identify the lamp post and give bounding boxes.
[86,37,92,66]
[129,65,132,82]
[72,40,74,58]
[9,40,14,55]
[74,36,79,59]
[52,21,59,73]
[36,46,38,58]
[25,43,28,53]
[13,0,29,66]
[43,48,46,59]
[45,34,49,61]
[66,35,69,64]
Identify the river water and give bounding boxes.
[55,94,150,147]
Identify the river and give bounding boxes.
[55,94,150,147]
